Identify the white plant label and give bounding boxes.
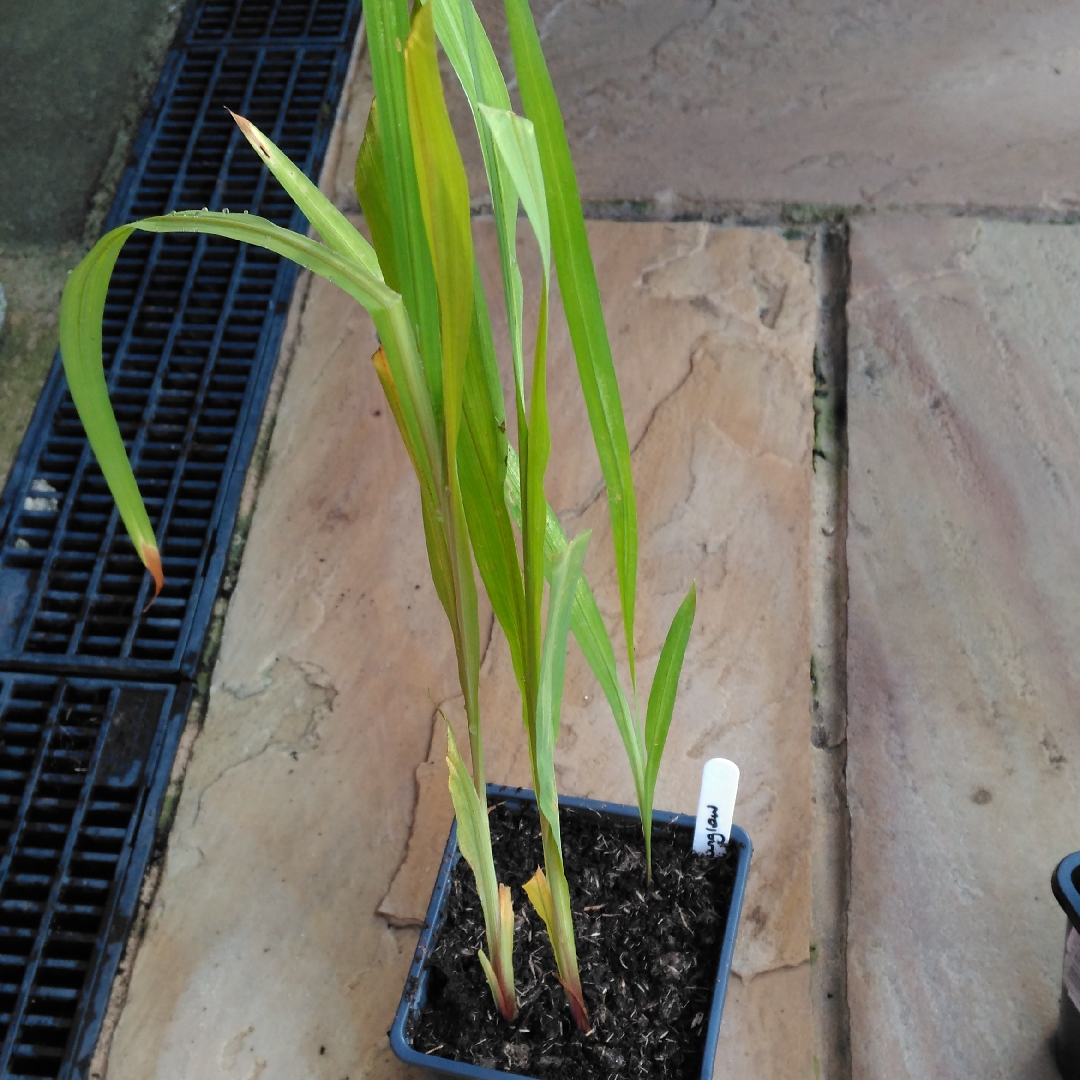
[693,758,739,856]
[1066,927,1080,1012]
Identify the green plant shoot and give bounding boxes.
[56,0,701,1037]
[437,0,698,883]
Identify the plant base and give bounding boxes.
[391,786,751,1080]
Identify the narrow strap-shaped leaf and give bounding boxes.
[373,346,456,626]
[642,582,697,875]
[405,3,484,792]
[530,531,590,1029]
[428,0,526,414]
[504,448,645,804]
[478,106,550,278]
[481,101,553,750]
[505,0,639,689]
[61,211,442,591]
[533,531,589,852]
[405,2,474,461]
[428,0,511,115]
[476,883,516,1021]
[355,98,401,292]
[458,263,526,690]
[525,845,589,1030]
[60,227,163,594]
[522,866,556,937]
[542,827,590,1030]
[447,725,517,1020]
[420,494,457,628]
[522,278,550,743]
[365,0,445,419]
[230,111,382,279]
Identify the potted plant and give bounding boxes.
[57,0,751,1076]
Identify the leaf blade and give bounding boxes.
[59,225,162,594]
[60,211,442,596]
[230,111,382,278]
[447,725,517,1020]
[533,531,589,851]
[505,0,639,687]
[405,2,474,462]
[458,263,527,690]
[642,582,697,873]
[428,0,526,412]
[504,448,645,805]
[365,0,445,418]
[355,98,401,292]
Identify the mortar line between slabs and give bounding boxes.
[809,223,852,1080]
[465,198,1080,229]
[579,200,1080,227]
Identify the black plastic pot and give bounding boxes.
[390,784,752,1080]
[1052,851,1080,1079]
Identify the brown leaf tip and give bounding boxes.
[140,543,164,599]
[227,109,270,159]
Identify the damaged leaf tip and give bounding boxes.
[140,542,164,599]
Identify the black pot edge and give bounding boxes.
[1053,851,1080,935]
[388,783,753,1080]
[1054,851,1080,1078]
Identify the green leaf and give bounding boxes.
[427,0,526,413]
[477,105,550,277]
[505,0,639,689]
[405,2,474,461]
[520,272,550,747]
[504,448,645,807]
[427,0,512,116]
[447,725,517,1020]
[529,523,590,1031]
[533,531,589,853]
[373,346,456,627]
[642,582,697,874]
[476,102,555,754]
[365,0,445,420]
[60,211,442,597]
[231,111,382,279]
[355,98,401,292]
[60,228,162,594]
[458,264,526,690]
[404,3,484,794]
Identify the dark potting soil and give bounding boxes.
[408,795,740,1080]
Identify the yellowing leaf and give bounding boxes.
[405,3,474,460]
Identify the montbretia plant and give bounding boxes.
[59,0,697,1031]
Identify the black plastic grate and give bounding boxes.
[189,0,353,41]
[0,0,361,1073]
[0,675,190,1080]
[0,1,362,678]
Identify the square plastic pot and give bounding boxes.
[390,783,752,1080]
[1053,851,1080,1080]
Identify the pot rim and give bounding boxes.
[1053,851,1080,935]
[389,783,753,1080]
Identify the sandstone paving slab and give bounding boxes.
[104,219,816,1080]
[847,216,1080,1080]
[325,3,1080,216]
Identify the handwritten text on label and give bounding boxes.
[693,759,739,856]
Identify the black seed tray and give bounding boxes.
[0,0,362,679]
[0,673,191,1080]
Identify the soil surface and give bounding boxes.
[409,794,741,1080]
